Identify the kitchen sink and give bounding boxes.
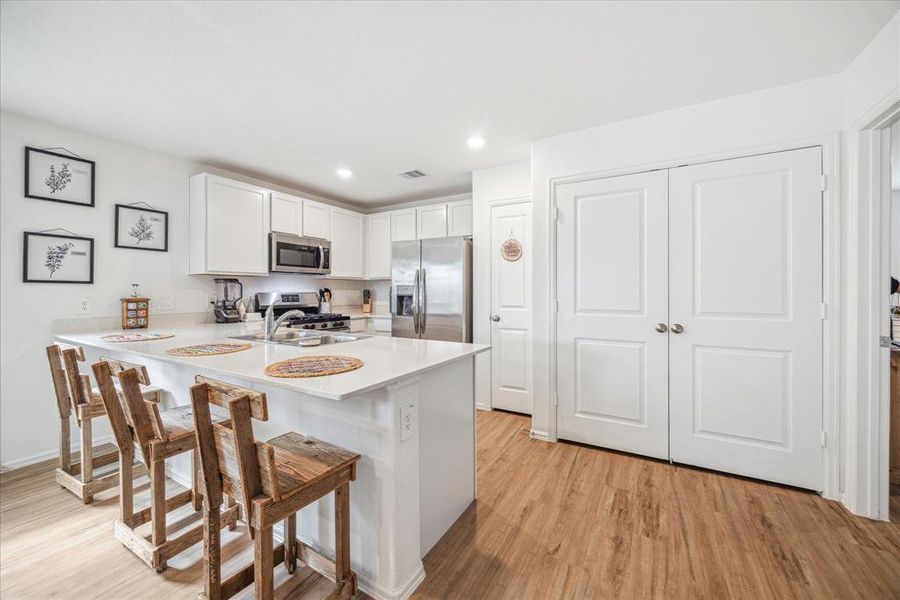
[229,330,370,346]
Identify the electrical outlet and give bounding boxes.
[156,295,175,311]
[77,296,92,315]
[400,401,416,442]
[206,292,217,307]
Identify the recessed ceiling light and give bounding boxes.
[467,136,486,149]
[336,167,353,179]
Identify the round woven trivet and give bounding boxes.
[166,342,252,357]
[264,355,363,378]
[100,332,175,343]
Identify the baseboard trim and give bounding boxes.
[529,429,552,442]
[1,435,114,473]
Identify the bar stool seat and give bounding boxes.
[267,432,359,496]
[155,404,230,440]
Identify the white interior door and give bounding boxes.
[490,201,533,414]
[668,147,823,490]
[556,171,669,459]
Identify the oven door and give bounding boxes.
[270,234,331,274]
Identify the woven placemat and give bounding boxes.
[265,355,363,378]
[100,332,175,343]
[166,342,252,357]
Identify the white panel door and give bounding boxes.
[330,208,364,278]
[418,204,448,239]
[391,208,417,241]
[448,200,473,236]
[365,212,392,279]
[556,171,669,459]
[302,199,330,239]
[490,201,533,414]
[669,147,823,490]
[206,176,269,275]
[270,192,301,235]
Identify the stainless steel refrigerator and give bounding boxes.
[391,236,472,342]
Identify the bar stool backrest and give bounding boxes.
[46,344,75,420]
[191,380,277,522]
[91,361,136,455]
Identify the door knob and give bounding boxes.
[490,315,501,322]
[671,323,684,334]
[654,323,667,333]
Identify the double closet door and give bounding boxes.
[556,147,824,490]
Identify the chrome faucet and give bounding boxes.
[264,303,305,340]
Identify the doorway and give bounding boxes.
[889,120,900,522]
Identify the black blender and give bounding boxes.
[213,278,243,323]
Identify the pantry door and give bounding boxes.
[668,147,823,490]
[556,170,669,459]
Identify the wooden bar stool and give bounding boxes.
[191,377,361,600]
[46,344,156,504]
[92,362,241,573]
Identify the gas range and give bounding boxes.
[253,292,350,331]
[286,313,350,331]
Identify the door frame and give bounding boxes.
[480,196,532,411]
[846,93,900,520]
[544,134,841,500]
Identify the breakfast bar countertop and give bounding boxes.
[54,322,489,401]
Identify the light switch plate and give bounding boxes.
[400,401,416,442]
[156,295,175,311]
[77,296,92,315]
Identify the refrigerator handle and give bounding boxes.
[420,268,427,335]
[413,269,420,335]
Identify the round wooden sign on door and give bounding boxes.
[501,236,523,262]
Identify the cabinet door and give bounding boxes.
[206,176,269,274]
[391,208,417,241]
[417,204,448,239]
[303,199,331,239]
[366,212,392,279]
[270,192,301,235]
[447,200,473,236]
[330,207,364,278]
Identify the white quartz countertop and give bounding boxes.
[55,322,488,401]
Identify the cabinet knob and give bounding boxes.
[671,323,685,334]
[654,323,668,333]
[490,315,501,322]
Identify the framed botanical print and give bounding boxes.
[23,231,94,284]
[24,147,95,207]
[115,204,168,251]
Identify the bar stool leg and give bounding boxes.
[59,416,71,473]
[254,525,274,600]
[120,445,135,528]
[80,417,94,503]
[203,502,222,600]
[226,496,237,531]
[192,448,203,511]
[150,447,167,572]
[334,482,351,585]
[285,514,297,574]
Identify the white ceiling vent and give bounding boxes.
[399,169,427,179]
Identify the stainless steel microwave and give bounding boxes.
[269,233,331,274]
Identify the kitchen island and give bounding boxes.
[55,322,489,600]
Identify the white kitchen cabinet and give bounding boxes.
[391,208,417,241]
[417,204,448,239]
[447,200,473,237]
[270,191,303,235]
[302,199,331,239]
[190,173,270,275]
[329,207,365,278]
[366,212,392,279]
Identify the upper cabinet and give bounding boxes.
[302,199,331,239]
[447,200,473,237]
[190,174,270,275]
[366,212,392,279]
[270,191,303,235]
[330,207,365,278]
[417,204,448,239]
[391,208,417,241]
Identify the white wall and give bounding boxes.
[0,111,370,468]
[471,161,531,410]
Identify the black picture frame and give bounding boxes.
[24,146,96,207]
[23,231,95,284]
[114,204,169,252]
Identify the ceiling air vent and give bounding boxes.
[399,169,427,179]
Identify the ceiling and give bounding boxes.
[1,1,897,207]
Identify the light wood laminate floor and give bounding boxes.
[2,410,899,599]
